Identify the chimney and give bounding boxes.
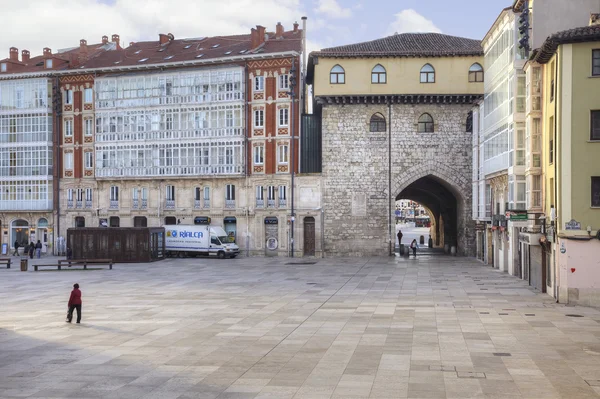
[80,39,87,51]
[43,47,52,57]
[591,13,600,26]
[276,22,284,38]
[111,34,120,46]
[293,21,299,32]
[9,47,18,61]
[159,33,171,45]
[21,49,30,63]
[251,28,258,49]
[102,35,108,44]
[256,25,266,46]
[129,42,135,47]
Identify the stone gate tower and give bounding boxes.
[307,33,484,256]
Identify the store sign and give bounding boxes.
[506,210,528,221]
[565,219,581,230]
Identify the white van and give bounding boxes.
[163,225,239,259]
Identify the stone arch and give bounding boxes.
[392,160,468,200]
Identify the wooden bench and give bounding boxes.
[0,258,12,269]
[58,259,113,270]
[34,264,64,271]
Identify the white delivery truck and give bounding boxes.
[163,225,239,259]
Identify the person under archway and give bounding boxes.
[410,239,419,257]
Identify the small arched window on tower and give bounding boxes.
[420,64,435,83]
[469,63,484,82]
[371,64,386,84]
[330,65,345,84]
[370,113,386,132]
[418,113,434,133]
[466,111,473,133]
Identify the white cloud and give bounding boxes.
[314,0,352,19]
[386,9,442,35]
[0,0,306,58]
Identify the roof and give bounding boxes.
[482,7,515,45]
[310,33,483,58]
[531,24,600,64]
[78,30,302,70]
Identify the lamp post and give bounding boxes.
[288,59,297,257]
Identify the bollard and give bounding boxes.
[420,235,425,245]
[20,257,28,272]
[428,236,433,248]
[399,244,405,256]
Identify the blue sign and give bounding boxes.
[395,210,401,217]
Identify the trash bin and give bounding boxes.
[399,244,405,256]
[20,258,27,272]
[420,235,425,245]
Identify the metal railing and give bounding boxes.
[194,199,201,209]
[109,200,119,210]
[225,199,235,209]
[256,199,264,208]
[165,200,175,209]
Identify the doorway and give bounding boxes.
[304,217,316,256]
[109,216,120,227]
[134,216,147,227]
[224,217,236,243]
[164,216,176,225]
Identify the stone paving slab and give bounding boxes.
[1,255,600,398]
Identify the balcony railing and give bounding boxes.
[141,199,148,209]
[132,199,139,209]
[85,200,92,209]
[279,198,287,207]
[67,200,73,209]
[109,200,119,210]
[225,199,235,209]
[76,200,83,209]
[165,200,175,209]
[267,199,276,208]
[203,199,210,208]
[194,199,201,209]
[256,199,264,208]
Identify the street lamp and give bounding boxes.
[288,58,297,257]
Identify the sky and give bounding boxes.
[0,0,512,58]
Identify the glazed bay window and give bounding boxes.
[254,109,264,128]
[278,185,287,207]
[225,184,235,209]
[256,185,264,208]
[515,123,525,166]
[531,175,542,208]
[279,108,289,127]
[109,186,119,209]
[254,75,264,92]
[0,80,49,110]
[531,118,541,168]
[165,185,175,209]
[253,145,264,165]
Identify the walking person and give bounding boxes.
[410,239,419,257]
[35,240,42,259]
[66,283,82,324]
[28,242,35,259]
[397,230,403,254]
[12,240,19,256]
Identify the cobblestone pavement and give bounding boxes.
[1,255,600,399]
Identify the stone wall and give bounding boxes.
[321,102,475,257]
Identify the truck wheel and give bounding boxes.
[218,251,225,259]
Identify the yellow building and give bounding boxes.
[532,23,600,306]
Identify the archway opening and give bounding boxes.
[395,199,433,249]
[396,175,461,253]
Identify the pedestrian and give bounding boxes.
[12,240,19,256]
[35,240,42,259]
[66,283,82,324]
[28,242,35,259]
[410,239,419,257]
[397,230,403,254]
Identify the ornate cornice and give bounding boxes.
[316,94,482,105]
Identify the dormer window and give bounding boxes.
[224,51,232,55]
[138,58,148,62]
[165,55,174,60]
[211,44,220,48]
[45,59,53,69]
[134,50,142,54]
[184,45,192,49]
[0,63,6,72]
[196,54,204,58]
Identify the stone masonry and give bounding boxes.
[322,102,475,257]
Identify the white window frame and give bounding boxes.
[203,186,210,200]
[84,88,93,104]
[278,185,287,200]
[0,63,6,72]
[45,59,53,69]
[85,188,93,202]
[65,89,73,105]
[64,119,73,137]
[278,144,289,164]
[267,185,276,200]
[253,145,264,165]
[225,184,235,201]
[64,152,73,170]
[279,74,289,90]
[84,152,93,169]
[165,185,175,201]
[254,76,264,92]
[67,188,74,201]
[110,186,119,201]
[84,118,93,136]
[278,108,289,127]
[254,109,264,128]
[256,185,264,200]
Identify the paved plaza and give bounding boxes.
[1,255,600,399]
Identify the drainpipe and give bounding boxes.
[388,101,393,256]
[301,16,307,115]
[54,77,62,255]
[553,52,559,302]
[245,62,250,257]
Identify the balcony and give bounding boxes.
[132,199,139,209]
[194,199,201,209]
[165,200,175,210]
[225,199,235,209]
[141,199,148,209]
[85,200,92,209]
[109,200,119,210]
[67,200,73,209]
[203,199,210,209]
[256,199,264,208]
[267,199,276,208]
[76,200,83,209]
[279,198,287,208]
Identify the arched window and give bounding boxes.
[370,113,386,132]
[420,64,435,83]
[330,65,345,84]
[469,63,484,82]
[371,64,386,84]
[418,113,434,133]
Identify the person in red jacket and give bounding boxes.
[67,283,82,323]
